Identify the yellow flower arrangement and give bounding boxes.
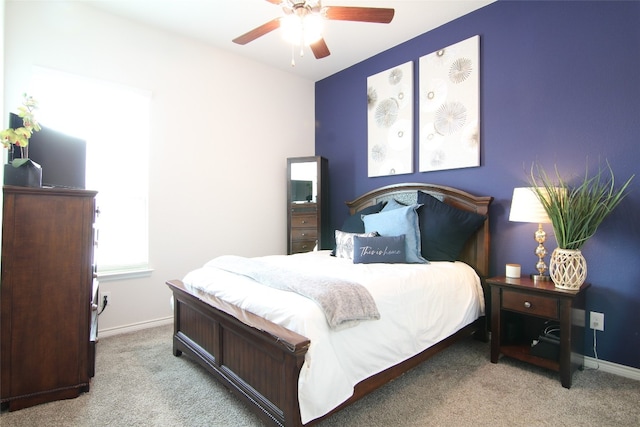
[1,94,41,167]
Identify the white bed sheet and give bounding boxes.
[182,250,484,424]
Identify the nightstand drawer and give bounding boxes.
[502,290,558,319]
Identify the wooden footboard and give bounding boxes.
[168,280,310,427]
[168,279,486,427]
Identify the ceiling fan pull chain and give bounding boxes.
[291,43,296,67]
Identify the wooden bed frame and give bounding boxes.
[166,183,492,427]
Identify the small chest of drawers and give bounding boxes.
[287,156,329,254]
[487,276,589,388]
[290,203,318,254]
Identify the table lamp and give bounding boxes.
[509,187,552,281]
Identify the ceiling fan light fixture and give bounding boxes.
[233,1,395,62]
[281,13,323,46]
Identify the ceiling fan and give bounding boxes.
[232,0,395,60]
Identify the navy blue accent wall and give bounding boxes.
[315,1,640,369]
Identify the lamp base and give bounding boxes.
[531,274,551,282]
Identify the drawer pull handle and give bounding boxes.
[524,301,532,308]
[301,220,307,224]
[301,233,306,236]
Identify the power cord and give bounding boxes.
[591,328,600,370]
[582,328,601,372]
[98,295,108,315]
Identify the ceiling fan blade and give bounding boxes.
[325,6,395,24]
[264,0,281,4]
[310,38,330,59]
[232,18,281,45]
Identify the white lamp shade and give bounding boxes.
[509,187,551,224]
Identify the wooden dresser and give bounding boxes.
[1,186,98,411]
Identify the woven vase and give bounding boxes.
[549,248,587,290]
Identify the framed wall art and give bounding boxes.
[367,61,413,177]
[419,35,480,172]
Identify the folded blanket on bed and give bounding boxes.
[208,255,380,330]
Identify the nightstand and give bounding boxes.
[487,276,589,388]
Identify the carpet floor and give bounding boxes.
[1,324,639,426]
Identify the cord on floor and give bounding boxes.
[583,327,600,371]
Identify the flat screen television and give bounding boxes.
[8,113,86,189]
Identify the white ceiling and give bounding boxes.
[87,0,496,82]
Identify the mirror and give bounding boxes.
[290,162,317,203]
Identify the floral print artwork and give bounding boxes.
[366,61,413,177]
[419,35,480,172]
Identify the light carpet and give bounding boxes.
[1,324,638,426]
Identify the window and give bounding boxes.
[29,67,151,278]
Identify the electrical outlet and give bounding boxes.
[590,311,604,331]
[100,291,112,311]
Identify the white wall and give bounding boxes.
[4,1,316,334]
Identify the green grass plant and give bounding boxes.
[529,161,634,250]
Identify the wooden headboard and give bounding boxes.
[346,183,493,278]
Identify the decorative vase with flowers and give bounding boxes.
[1,94,42,187]
[529,161,634,290]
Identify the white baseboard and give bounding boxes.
[584,356,640,381]
[98,316,173,338]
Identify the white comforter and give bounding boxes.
[182,250,484,424]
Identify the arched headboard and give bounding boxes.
[346,183,493,278]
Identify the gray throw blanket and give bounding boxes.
[209,255,380,330]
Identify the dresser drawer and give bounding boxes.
[291,228,317,241]
[291,240,316,253]
[502,289,558,319]
[291,214,317,228]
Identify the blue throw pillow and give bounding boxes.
[417,191,487,262]
[353,235,406,264]
[362,204,427,264]
[334,230,379,260]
